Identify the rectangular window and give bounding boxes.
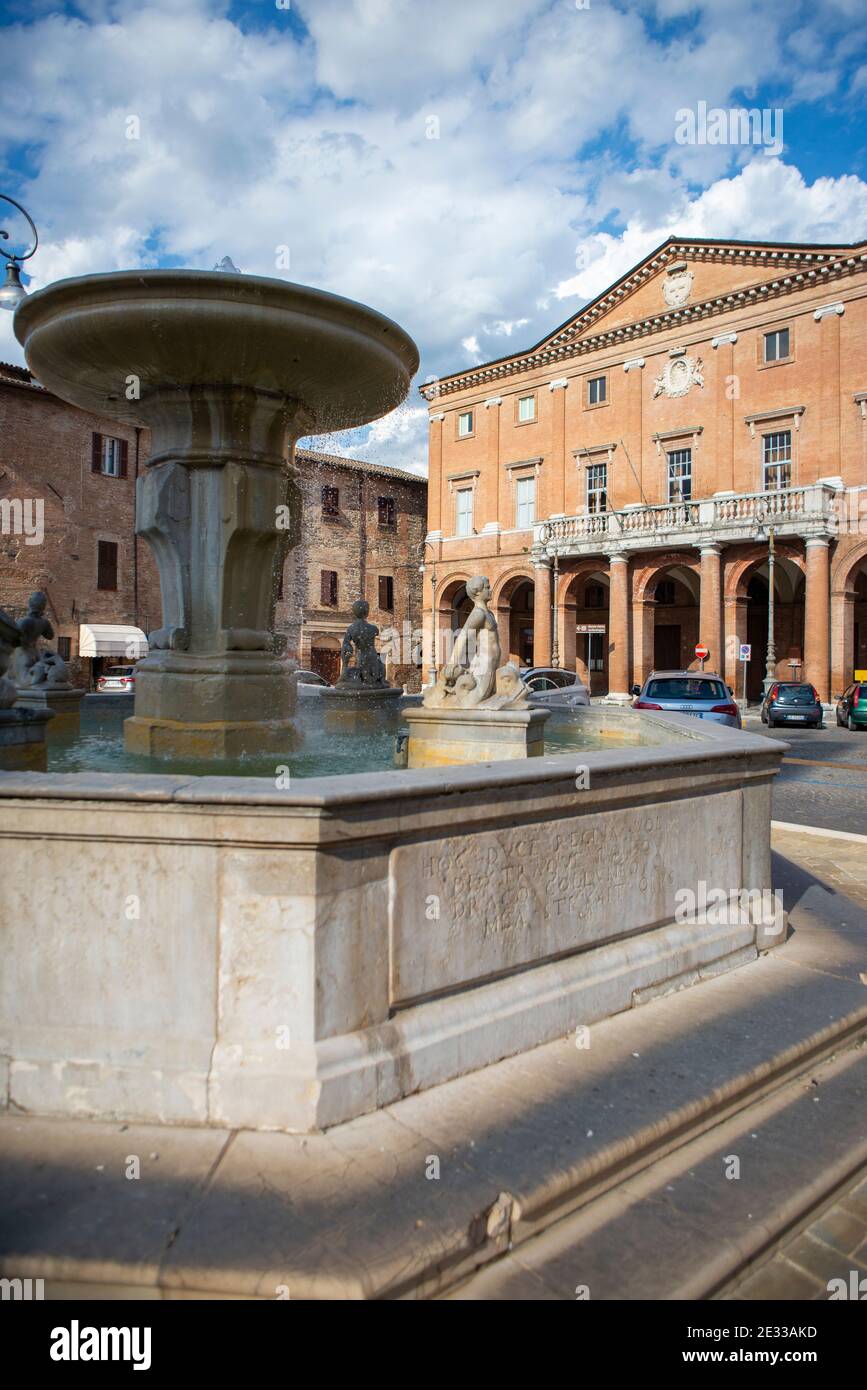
[91,432,128,478]
[377,495,396,527]
[378,574,394,611]
[585,584,605,609]
[515,475,536,529]
[667,448,692,502]
[321,485,340,516]
[57,636,71,661]
[764,328,790,363]
[97,540,118,591]
[588,632,605,671]
[763,430,792,490]
[586,462,607,513]
[517,395,535,423]
[457,410,473,437]
[320,569,338,606]
[587,376,607,406]
[456,487,473,536]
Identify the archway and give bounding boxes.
[492,571,536,667]
[650,565,700,671]
[433,575,471,671]
[831,545,867,697]
[744,557,805,700]
[566,569,610,693]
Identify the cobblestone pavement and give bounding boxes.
[725,1169,867,1300]
[742,713,867,835]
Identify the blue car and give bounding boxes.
[632,670,742,729]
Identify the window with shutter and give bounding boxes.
[91,433,102,473]
[97,540,118,591]
[320,570,338,606]
[378,575,394,611]
[322,486,340,516]
[377,496,395,526]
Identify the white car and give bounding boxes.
[520,666,591,708]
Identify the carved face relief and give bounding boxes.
[653,355,704,399]
[663,268,693,308]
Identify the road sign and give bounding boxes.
[739,643,752,661]
[695,643,709,661]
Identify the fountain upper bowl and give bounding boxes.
[14,269,420,434]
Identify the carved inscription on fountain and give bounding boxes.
[389,791,741,1004]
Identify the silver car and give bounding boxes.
[520,666,591,708]
[632,670,741,729]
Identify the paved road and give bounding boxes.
[742,712,867,836]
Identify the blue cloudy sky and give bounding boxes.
[2,0,867,473]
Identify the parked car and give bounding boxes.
[835,682,867,731]
[520,666,591,708]
[761,682,823,729]
[96,665,137,693]
[632,670,741,729]
[293,669,332,688]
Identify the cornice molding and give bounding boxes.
[421,244,867,401]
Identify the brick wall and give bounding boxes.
[0,366,160,687]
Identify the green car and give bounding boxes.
[836,683,867,730]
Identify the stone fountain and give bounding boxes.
[14,270,418,757]
[403,575,550,766]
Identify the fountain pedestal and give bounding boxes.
[0,707,54,770]
[15,271,418,760]
[14,685,85,731]
[403,704,549,767]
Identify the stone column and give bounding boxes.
[805,537,831,703]
[698,544,723,674]
[607,551,631,701]
[533,559,553,666]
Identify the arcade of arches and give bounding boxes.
[427,542,867,703]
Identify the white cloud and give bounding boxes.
[1,0,865,478]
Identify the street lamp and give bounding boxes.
[417,538,437,685]
[755,510,776,696]
[0,195,38,312]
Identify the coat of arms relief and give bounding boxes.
[653,354,704,399]
[663,265,693,308]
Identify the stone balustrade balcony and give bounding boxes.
[536,481,850,556]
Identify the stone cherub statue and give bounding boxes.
[337,599,390,688]
[423,575,529,710]
[10,591,70,689]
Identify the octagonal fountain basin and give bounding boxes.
[0,708,785,1133]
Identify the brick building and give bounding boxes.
[1,363,426,689]
[422,236,867,703]
[279,449,427,689]
[0,361,159,686]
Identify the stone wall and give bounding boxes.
[0,714,784,1133]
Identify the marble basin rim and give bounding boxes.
[13,268,420,444]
